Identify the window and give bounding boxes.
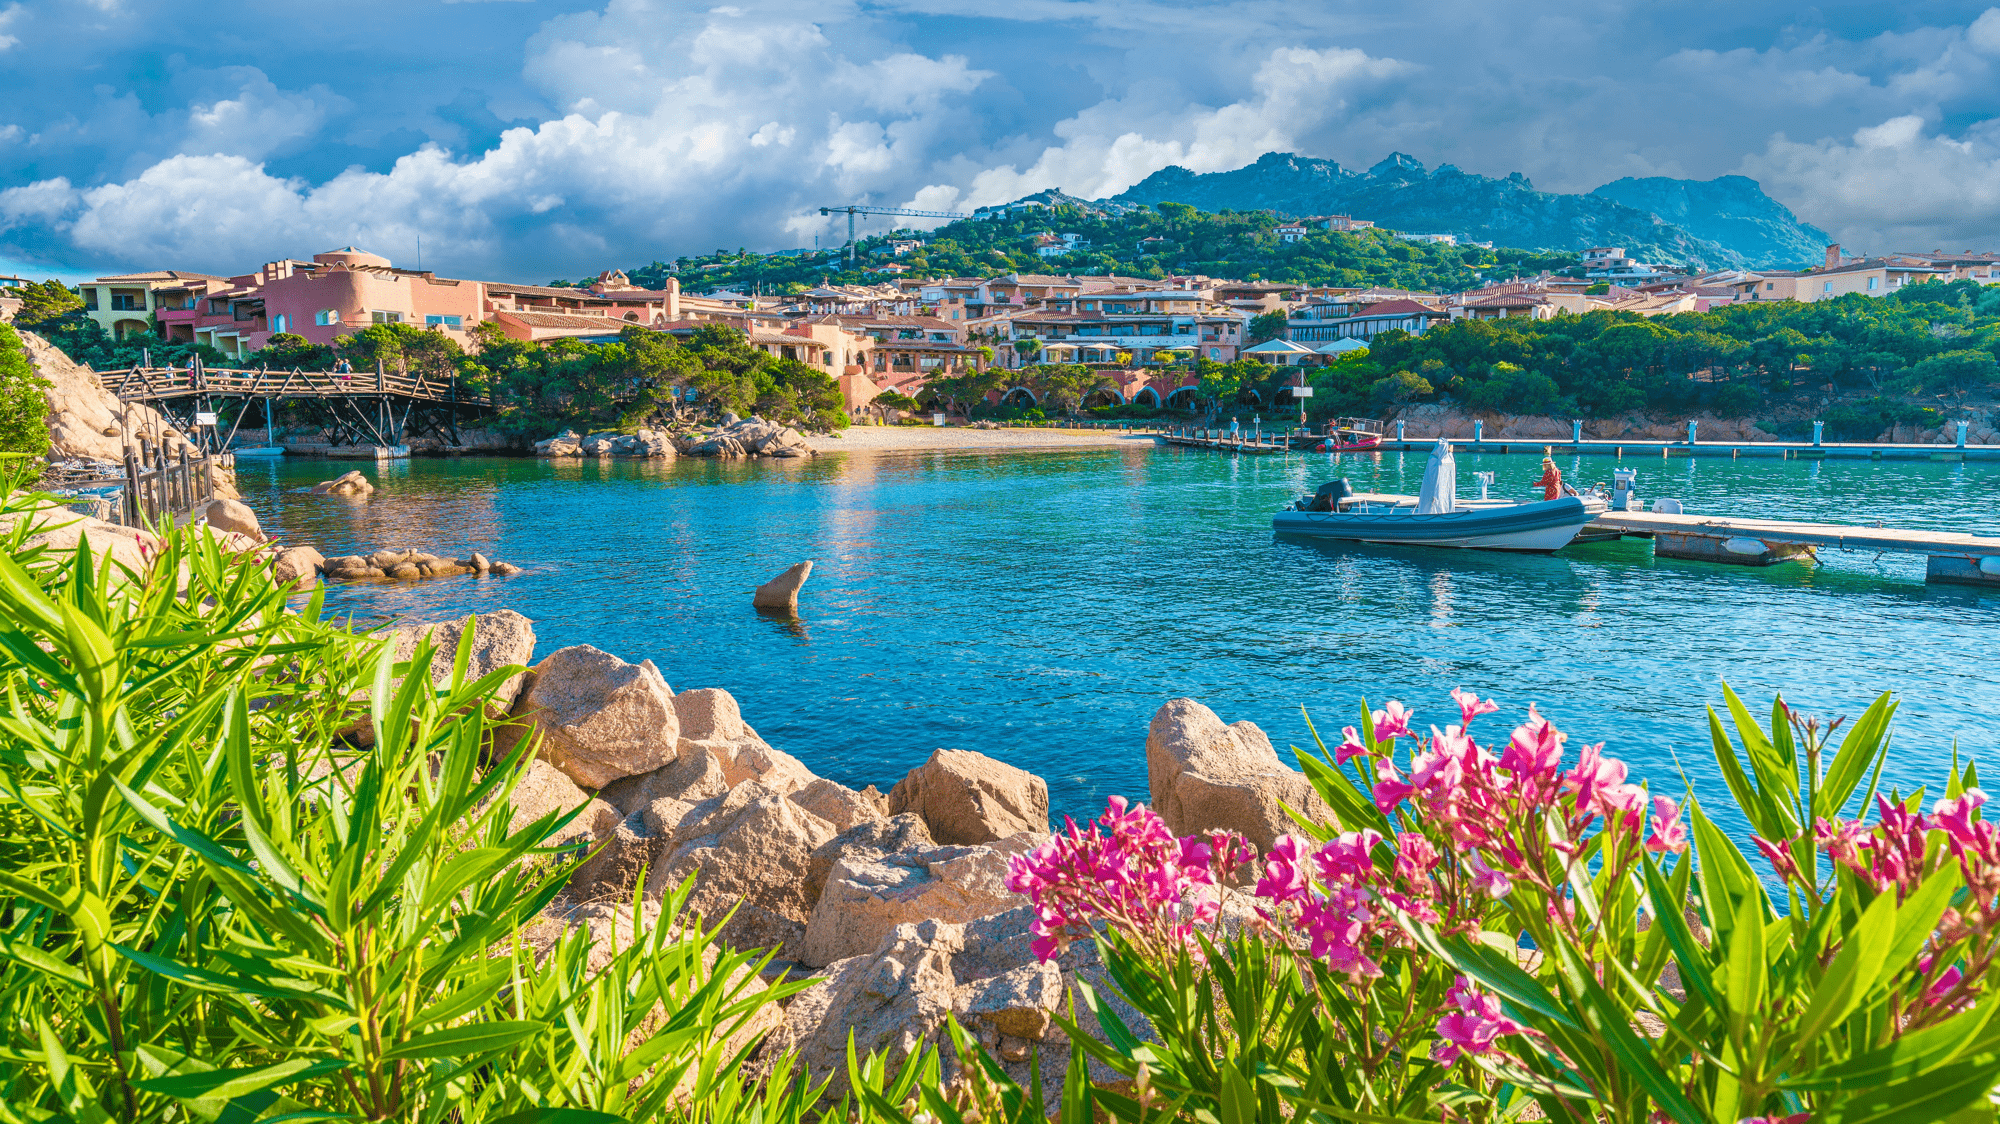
[271,314,289,333]
[110,291,143,311]
[425,314,464,328]
[371,310,402,324]
[1765,282,1775,291]
[315,309,341,326]
[1209,348,1221,359]
[1823,281,1833,293]
[209,298,230,314]
[1867,277,1878,291]
[83,289,99,311]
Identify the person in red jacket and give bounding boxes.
[1534,450,1563,501]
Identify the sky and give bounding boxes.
[1,1,1998,282]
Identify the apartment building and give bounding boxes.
[82,270,232,342]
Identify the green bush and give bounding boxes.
[0,323,50,457]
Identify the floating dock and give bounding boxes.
[1584,511,2000,587]
[1160,431,1297,455]
[1375,438,1999,462]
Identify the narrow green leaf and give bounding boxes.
[381,1019,543,1059]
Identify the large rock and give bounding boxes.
[888,749,1049,845]
[766,926,959,1099]
[309,470,374,496]
[647,782,837,954]
[675,688,815,793]
[272,545,324,590]
[202,497,265,541]
[789,777,888,832]
[388,609,537,713]
[507,645,679,789]
[751,561,813,612]
[1145,698,1329,852]
[505,758,624,851]
[599,748,729,816]
[805,813,933,907]
[794,833,1036,968]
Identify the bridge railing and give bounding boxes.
[116,440,229,527]
[102,363,461,404]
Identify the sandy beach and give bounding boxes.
[804,425,1161,453]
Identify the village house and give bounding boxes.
[81,270,233,344]
[1580,247,1674,285]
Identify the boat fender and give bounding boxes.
[1722,537,1769,556]
[1980,556,2000,577]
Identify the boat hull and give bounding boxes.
[1273,496,1598,552]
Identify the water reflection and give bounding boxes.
[234,447,2000,838]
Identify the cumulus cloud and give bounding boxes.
[8,1,2000,276]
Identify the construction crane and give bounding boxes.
[819,205,968,266]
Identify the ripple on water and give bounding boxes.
[236,446,2000,839]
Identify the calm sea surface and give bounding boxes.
[234,442,2000,835]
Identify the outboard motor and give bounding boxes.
[1307,479,1354,512]
[1612,469,1639,511]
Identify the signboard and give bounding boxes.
[932,412,946,426]
[1292,387,1314,397]
[195,412,219,425]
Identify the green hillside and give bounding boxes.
[611,202,1578,296]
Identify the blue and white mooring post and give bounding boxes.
[1687,420,1699,445]
[1813,420,1824,447]
[1396,419,1405,441]
[1571,419,1582,443]
[1960,421,1970,448]
[1474,420,1484,443]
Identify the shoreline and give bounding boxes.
[805,425,1159,453]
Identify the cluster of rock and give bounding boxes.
[1391,404,1780,443]
[535,418,813,460]
[309,470,375,496]
[536,429,678,458]
[321,548,521,583]
[408,611,1322,1105]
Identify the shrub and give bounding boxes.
[0,323,51,457]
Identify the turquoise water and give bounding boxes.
[233,443,2000,833]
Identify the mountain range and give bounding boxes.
[1104,152,1830,270]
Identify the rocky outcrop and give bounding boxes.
[272,546,324,590]
[675,688,815,793]
[752,561,813,612]
[889,749,1049,845]
[319,547,522,582]
[648,782,837,953]
[309,470,374,496]
[1146,698,1328,853]
[537,428,677,458]
[506,758,625,851]
[790,777,888,832]
[388,609,537,713]
[1388,403,1778,442]
[506,645,680,789]
[675,417,815,459]
[805,814,933,908]
[795,833,1035,967]
[202,497,265,541]
[19,329,238,499]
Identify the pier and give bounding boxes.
[1584,511,2000,587]
[1160,427,1302,455]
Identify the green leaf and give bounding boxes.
[1819,693,1898,821]
[1816,1056,2000,1124]
[381,1019,543,1059]
[484,1112,628,1124]
[1786,1004,2000,1093]
[1549,937,1712,1124]
[1792,881,1893,1050]
[135,1058,349,1100]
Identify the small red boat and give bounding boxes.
[1313,418,1384,452]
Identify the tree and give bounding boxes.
[1014,338,1042,366]
[1032,364,1110,417]
[1370,369,1434,408]
[1247,310,1289,345]
[1902,349,1999,395]
[0,324,51,456]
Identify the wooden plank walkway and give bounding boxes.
[102,364,461,404]
[1586,512,2000,558]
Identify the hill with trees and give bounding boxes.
[616,202,1579,296]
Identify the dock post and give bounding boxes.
[1959,421,1969,448]
[1813,420,1824,447]
[1571,419,1581,444]
[1474,420,1484,444]
[1687,420,1698,445]
[1396,419,1405,441]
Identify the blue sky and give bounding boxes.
[2,1,1997,281]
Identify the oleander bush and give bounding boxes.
[3,468,1998,1124]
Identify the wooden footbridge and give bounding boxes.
[101,360,489,451]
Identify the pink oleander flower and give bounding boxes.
[1646,796,1689,854]
[1934,790,2000,868]
[1373,700,1414,740]
[1256,835,1312,904]
[1752,834,1800,882]
[1006,796,1249,962]
[1738,1116,1810,1124]
[1433,975,1525,1063]
[1371,758,1416,812]
[1450,686,1501,728]
[1336,725,1369,766]
[1464,851,1512,898]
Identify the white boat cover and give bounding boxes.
[1417,439,1457,514]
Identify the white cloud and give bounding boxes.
[1740,115,2000,253]
[183,71,350,161]
[0,4,22,50]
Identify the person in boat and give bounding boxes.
[1534,449,1564,501]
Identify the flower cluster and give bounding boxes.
[1253,829,1444,978]
[1006,796,1254,962]
[1433,975,1528,1064]
[1350,693,1686,921]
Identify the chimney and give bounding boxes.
[1824,244,1841,269]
